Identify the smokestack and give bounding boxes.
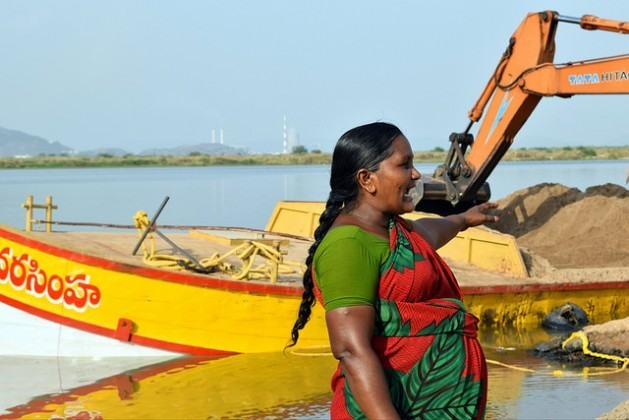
[283,115,288,154]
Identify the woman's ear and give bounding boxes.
[356,169,377,194]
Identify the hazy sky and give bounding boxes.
[1,1,628,154]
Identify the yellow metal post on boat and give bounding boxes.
[22,195,58,233]
[23,195,33,232]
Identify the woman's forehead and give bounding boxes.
[390,135,413,156]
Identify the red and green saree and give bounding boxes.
[319,217,487,419]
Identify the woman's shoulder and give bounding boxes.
[323,224,389,244]
[315,225,389,264]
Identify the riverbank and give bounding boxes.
[1,146,627,169]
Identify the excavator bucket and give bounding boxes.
[413,176,491,216]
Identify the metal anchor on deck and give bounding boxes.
[131,196,214,274]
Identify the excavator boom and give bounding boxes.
[417,11,629,215]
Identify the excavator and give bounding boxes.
[415,10,629,215]
[267,10,628,275]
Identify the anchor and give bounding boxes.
[131,196,214,274]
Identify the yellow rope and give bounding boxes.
[561,331,629,376]
[133,210,305,281]
[488,331,629,377]
[486,359,536,372]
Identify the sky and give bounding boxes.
[1,1,628,154]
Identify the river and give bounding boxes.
[1,160,628,419]
[1,160,627,231]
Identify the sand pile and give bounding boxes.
[485,183,629,387]
[491,182,629,270]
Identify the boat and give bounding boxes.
[0,217,327,357]
[1,199,628,357]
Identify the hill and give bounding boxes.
[0,126,247,157]
[139,143,247,156]
[0,127,74,157]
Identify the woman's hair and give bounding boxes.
[287,122,402,347]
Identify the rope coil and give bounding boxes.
[133,210,305,281]
[561,330,629,373]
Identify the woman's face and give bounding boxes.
[371,135,421,215]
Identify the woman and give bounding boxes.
[288,122,495,419]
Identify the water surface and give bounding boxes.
[1,160,626,231]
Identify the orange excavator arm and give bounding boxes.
[417,11,629,215]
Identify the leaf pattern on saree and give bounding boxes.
[374,299,411,337]
[344,379,366,420]
[383,220,424,275]
[337,219,483,418]
[347,304,481,418]
[385,311,481,419]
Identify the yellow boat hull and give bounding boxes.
[0,225,328,356]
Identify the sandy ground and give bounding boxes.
[598,400,629,420]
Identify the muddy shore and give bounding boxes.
[599,400,629,420]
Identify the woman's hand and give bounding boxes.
[460,202,500,230]
[413,202,500,250]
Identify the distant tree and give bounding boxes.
[432,146,445,152]
[311,149,322,154]
[97,153,114,158]
[577,146,597,157]
[292,145,308,154]
[189,151,202,156]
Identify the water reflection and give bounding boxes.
[0,351,337,419]
[2,327,627,419]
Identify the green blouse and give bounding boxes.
[313,225,391,311]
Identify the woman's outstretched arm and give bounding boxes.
[411,202,500,250]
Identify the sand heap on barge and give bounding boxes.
[491,182,629,363]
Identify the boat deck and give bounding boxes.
[20,228,312,286]
[17,227,629,290]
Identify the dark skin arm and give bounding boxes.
[326,305,400,419]
[412,202,500,250]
